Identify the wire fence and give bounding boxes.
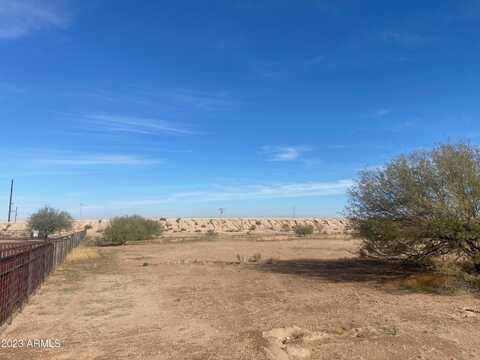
[0,230,86,328]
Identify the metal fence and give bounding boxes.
[0,230,86,328]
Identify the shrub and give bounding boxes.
[281,223,291,232]
[249,225,256,231]
[255,220,262,226]
[99,215,162,246]
[205,229,218,238]
[315,224,326,234]
[346,142,480,271]
[28,206,73,239]
[294,224,314,236]
[84,224,93,230]
[251,253,262,262]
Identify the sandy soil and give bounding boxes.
[0,218,348,238]
[1,236,480,360]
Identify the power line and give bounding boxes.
[7,179,13,223]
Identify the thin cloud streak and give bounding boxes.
[86,114,197,136]
[41,154,161,166]
[171,90,235,111]
[261,146,311,161]
[369,108,391,119]
[98,179,354,209]
[0,0,69,39]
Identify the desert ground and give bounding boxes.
[0,218,348,238]
[1,232,480,360]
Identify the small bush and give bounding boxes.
[28,206,73,239]
[281,223,291,232]
[249,225,256,231]
[255,220,262,226]
[159,217,167,221]
[294,224,314,237]
[84,224,93,230]
[98,215,162,246]
[205,229,218,238]
[252,253,262,262]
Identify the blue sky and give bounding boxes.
[1,0,480,219]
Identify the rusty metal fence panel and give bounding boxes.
[0,230,86,327]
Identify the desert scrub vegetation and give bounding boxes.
[347,142,480,278]
[66,246,100,263]
[294,224,314,237]
[97,215,163,246]
[205,229,218,238]
[28,206,73,239]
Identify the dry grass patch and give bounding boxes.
[66,246,100,263]
[396,273,459,293]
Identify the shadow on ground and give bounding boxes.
[255,258,423,284]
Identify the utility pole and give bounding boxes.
[14,207,18,223]
[7,179,13,223]
[292,206,296,219]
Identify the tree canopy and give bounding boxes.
[346,143,480,269]
[28,206,73,239]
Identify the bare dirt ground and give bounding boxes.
[1,236,480,360]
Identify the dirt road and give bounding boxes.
[1,237,479,359]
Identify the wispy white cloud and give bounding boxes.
[171,90,235,111]
[84,114,197,136]
[62,87,237,113]
[41,154,161,166]
[261,146,311,162]
[102,179,354,208]
[251,55,327,79]
[369,108,391,119]
[0,0,69,39]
